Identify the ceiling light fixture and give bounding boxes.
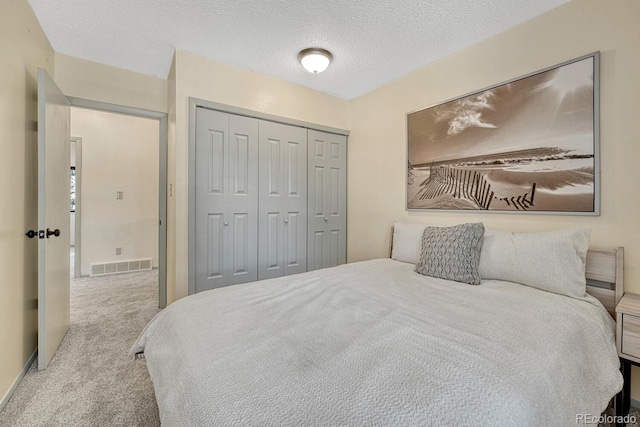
[298,48,333,74]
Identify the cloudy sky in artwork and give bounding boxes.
[408,56,595,165]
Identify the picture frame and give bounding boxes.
[406,52,600,215]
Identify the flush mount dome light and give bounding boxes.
[298,48,333,74]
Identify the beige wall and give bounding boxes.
[0,0,54,405]
[71,108,159,275]
[167,50,350,301]
[347,0,640,398]
[55,53,168,113]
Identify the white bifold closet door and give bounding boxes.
[307,130,347,271]
[258,120,308,280]
[195,108,259,292]
[194,107,345,293]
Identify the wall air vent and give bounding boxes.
[90,258,153,276]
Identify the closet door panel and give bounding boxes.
[307,130,347,271]
[328,161,346,266]
[206,213,226,279]
[311,166,324,216]
[284,211,303,272]
[266,139,281,196]
[207,133,225,194]
[283,133,307,276]
[312,230,324,269]
[259,120,307,279]
[195,108,230,291]
[230,134,249,195]
[230,212,250,280]
[329,229,341,267]
[285,140,302,197]
[228,115,258,284]
[307,137,326,271]
[265,212,281,273]
[195,109,259,292]
[258,123,284,279]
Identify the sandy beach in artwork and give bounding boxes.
[482,163,594,212]
[407,149,595,211]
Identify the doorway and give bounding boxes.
[68,98,168,308]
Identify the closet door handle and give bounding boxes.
[284,219,289,224]
[223,221,229,226]
[324,217,328,222]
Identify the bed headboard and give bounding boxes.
[585,247,624,317]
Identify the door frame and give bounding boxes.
[187,97,349,295]
[69,97,168,308]
[71,137,82,279]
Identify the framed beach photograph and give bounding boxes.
[407,52,600,214]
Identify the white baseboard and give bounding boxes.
[0,349,37,413]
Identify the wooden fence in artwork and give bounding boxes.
[416,165,536,210]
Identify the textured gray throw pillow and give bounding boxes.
[414,223,485,285]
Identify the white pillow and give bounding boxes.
[478,228,591,298]
[391,222,430,264]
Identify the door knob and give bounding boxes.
[324,217,328,222]
[223,221,229,226]
[284,219,289,224]
[46,228,60,238]
[26,230,38,239]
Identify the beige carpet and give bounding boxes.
[0,270,161,426]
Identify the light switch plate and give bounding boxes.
[115,247,122,255]
[117,191,123,200]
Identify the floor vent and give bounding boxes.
[90,258,152,276]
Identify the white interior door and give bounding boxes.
[37,68,71,370]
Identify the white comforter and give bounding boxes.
[131,259,622,426]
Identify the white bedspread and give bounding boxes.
[131,259,622,426]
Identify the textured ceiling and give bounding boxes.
[28,0,569,100]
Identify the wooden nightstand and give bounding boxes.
[617,293,640,362]
[616,293,640,416]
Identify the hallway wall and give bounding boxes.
[71,108,159,275]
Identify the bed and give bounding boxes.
[132,224,624,426]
